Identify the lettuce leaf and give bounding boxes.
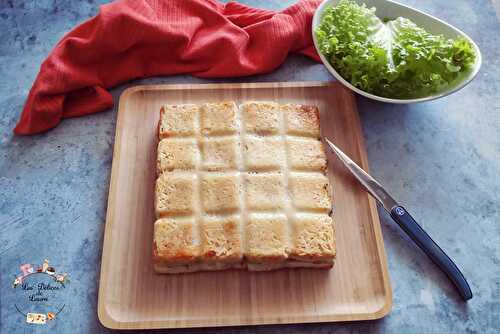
[315,0,476,99]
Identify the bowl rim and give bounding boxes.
[311,0,482,104]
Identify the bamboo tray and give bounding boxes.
[98,82,392,329]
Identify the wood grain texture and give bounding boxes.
[98,82,392,329]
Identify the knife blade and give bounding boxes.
[325,138,473,301]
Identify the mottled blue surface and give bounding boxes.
[1,0,499,333]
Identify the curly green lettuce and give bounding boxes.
[315,0,476,99]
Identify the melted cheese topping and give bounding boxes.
[154,102,335,273]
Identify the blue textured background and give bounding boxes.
[0,0,499,333]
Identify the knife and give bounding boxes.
[325,138,473,301]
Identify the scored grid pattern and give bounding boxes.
[153,101,335,273]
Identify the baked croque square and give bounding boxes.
[200,216,243,263]
[201,173,240,214]
[282,104,321,138]
[155,173,196,217]
[243,136,285,171]
[200,102,237,135]
[241,101,280,134]
[246,214,288,263]
[287,137,327,171]
[157,138,199,173]
[201,137,238,171]
[289,173,331,211]
[245,172,285,210]
[290,214,335,262]
[153,218,200,264]
[159,104,198,138]
[154,101,335,273]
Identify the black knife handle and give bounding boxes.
[390,205,473,301]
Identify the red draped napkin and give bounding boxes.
[14,0,321,135]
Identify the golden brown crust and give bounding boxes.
[282,104,321,138]
[288,173,332,212]
[153,218,200,264]
[200,102,237,135]
[245,214,288,263]
[245,172,285,210]
[289,214,336,261]
[287,137,327,171]
[153,101,334,273]
[241,101,280,135]
[159,104,198,138]
[157,138,199,173]
[200,174,240,214]
[200,137,238,171]
[200,216,243,263]
[155,173,196,217]
[243,136,285,171]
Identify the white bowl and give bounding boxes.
[311,0,482,103]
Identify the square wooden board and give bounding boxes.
[98,82,392,329]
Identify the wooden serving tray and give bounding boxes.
[98,82,392,329]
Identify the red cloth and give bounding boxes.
[14,0,321,135]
